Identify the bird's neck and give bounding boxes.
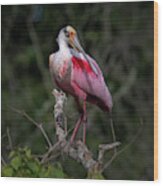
[58,38,69,52]
[57,38,72,59]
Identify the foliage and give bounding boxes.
[2,147,66,178]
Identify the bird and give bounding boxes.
[49,25,113,144]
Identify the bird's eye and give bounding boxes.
[63,29,69,37]
[65,32,69,37]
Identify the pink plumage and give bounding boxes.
[71,55,112,112]
[49,26,113,144]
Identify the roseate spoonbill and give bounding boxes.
[49,26,113,144]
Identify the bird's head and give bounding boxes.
[57,25,84,53]
[57,25,98,75]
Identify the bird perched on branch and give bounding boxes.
[49,26,113,144]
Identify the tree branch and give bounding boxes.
[43,89,121,178]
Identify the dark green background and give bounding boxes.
[1,1,154,180]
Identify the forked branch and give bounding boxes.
[45,89,121,178]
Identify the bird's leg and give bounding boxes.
[70,114,83,144]
[70,98,87,144]
[82,101,87,144]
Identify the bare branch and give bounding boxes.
[98,142,121,163]
[6,127,13,150]
[45,89,120,178]
[38,124,53,148]
[1,156,7,166]
[9,106,52,148]
[110,117,117,155]
[41,141,61,164]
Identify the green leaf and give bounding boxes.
[2,166,13,177]
[87,170,105,180]
[9,151,16,158]
[53,167,65,178]
[47,165,65,178]
[28,161,39,174]
[11,156,22,170]
[38,167,47,178]
[25,148,31,159]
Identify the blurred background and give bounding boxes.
[1,2,154,180]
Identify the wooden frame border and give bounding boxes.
[154,1,158,181]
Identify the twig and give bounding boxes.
[42,152,61,164]
[39,124,53,148]
[41,141,61,164]
[110,117,117,154]
[98,142,121,163]
[6,127,13,150]
[102,124,143,172]
[1,156,7,166]
[9,106,52,148]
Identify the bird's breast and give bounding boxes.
[50,53,72,91]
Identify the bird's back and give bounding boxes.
[70,51,113,112]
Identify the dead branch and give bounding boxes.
[98,142,121,163]
[42,89,121,178]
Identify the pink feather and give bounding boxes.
[71,55,113,112]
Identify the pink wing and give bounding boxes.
[71,52,113,112]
